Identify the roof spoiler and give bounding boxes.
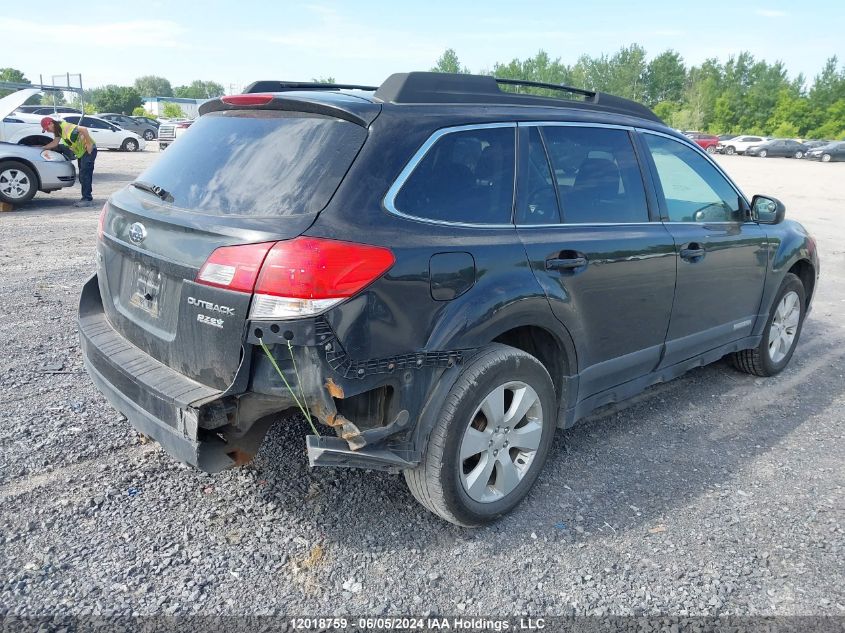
[243,81,378,94]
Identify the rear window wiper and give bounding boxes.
[131,180,174,203]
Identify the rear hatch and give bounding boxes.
[98,100,377,390]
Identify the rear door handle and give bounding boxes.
[546,256,587,271]
[679,243,705,261]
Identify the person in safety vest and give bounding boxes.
[41,116,97,208]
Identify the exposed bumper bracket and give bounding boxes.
[306,435,418,472]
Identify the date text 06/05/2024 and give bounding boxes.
[289,617,547,630]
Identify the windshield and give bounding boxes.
[134,110,367,217]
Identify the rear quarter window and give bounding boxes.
[392,126,516,224]
[134,110,367,217]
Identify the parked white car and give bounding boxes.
[717,135,768,155]
[0,110,52,146]
[60,115,146,152]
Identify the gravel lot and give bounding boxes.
[0,148,843,619]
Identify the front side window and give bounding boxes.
[393,126,515,224]
[542,126,649,223]
[644,133,743,223]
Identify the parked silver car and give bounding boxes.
[0,89,76,205]
[98,113,158,141]
[0,143,76,204]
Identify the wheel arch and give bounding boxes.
[492,324,572,408]
[788,259,816,310]
[754,227,817,337]
[0,157,42,191]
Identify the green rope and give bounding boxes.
[257,338,319,436]
[287,339,314,429]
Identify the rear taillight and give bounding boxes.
[197,237,394,320]
[196,242,274,293]
[250,238,394,319]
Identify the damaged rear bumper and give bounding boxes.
[80,274,466,473]
[79,275,264,472]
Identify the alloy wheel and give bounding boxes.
[459,381,543,503]
[769,290,800,364]
[0,168,32,200]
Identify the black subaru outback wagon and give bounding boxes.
[80,72,819,526]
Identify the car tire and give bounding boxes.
[731,273,805,377]
[759,149,768,158]
[404,343,556,526]
[706,145,717,154]
[822,154,831,162]
[122,139,139,152]
[143,130,155,141]
[794,151,804,159]
[0,161,38,205]
[726,146,736,155]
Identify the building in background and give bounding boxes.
[142,96,205,118]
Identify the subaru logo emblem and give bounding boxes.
[128,222,147,245]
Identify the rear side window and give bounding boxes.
[542,126,649,223]
[135,110,367,216]
[393,126,516,224]
[518,127,560,224]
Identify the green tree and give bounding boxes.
[162,102,184,118]
[493,50,572,96]
[132,106,155,118]
[0,67,39,102]
[608,44,648,101]
[567,44,648,101]
[134,75,173,97]
[431,49,470,74]
[644,50,686,105]
[91,85,142,114]
[429,46,844,137]
[806,99,845,140]
[806,57,845,132]
[312,76,336,84]
[766,89,811,137]
[173,80,225,99]
[652,100,681,124]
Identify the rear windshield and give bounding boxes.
[135,110,367,216]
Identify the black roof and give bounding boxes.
[242,72,662,124]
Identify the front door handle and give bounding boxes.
[679,243,705,261]
[546,256,587,271]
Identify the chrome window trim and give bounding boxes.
[637,127,751,217]
[515,222,657,228]
[382,122,517,228]
[518,121,635,131]
[382,120,750,230]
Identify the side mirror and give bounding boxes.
[751,195,786,224]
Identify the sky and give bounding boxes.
[1,0,842,93]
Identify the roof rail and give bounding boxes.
[373,72,662,123]
[243,80,378,94]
